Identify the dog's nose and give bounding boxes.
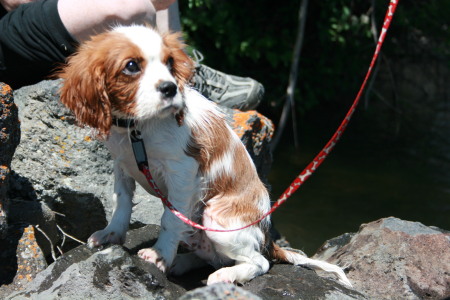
[157,81,177,98]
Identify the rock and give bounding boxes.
[0,225,48,298]
[7,247,186,300]
[181,283,262,300]
[9,80,274,242]
[0,194,62,295]
[4,225,362,300]
[4,80,449,300]
[8,199,58,257]
[0,82,20,238]
[8,226,48,288]
[6,224,186,300]
[10,80,116,242]
[242,264,366,300]
[224,107,274,185]
[1,79,276,297]
[9,80,164,246]
[313,217,450,299]
[10,218,446,300]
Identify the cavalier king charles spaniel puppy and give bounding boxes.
[58,25,351,286]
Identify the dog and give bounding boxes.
[58,25,351,286]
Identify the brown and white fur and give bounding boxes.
[58,25,351,286]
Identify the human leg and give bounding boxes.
[193,61,265,111]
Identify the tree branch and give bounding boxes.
[271,0,309,152]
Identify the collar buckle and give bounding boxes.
[130,130,148,171]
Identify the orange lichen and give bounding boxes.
[0,84,12,95]
[14,226,47,284]
[231,110,274,153]
[231,110,256,138]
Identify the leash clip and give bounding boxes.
[130,130,148,171]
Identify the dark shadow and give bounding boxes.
[55,187,108,253]
[168,266,214,290]
[8,171,39,202]
[0,223,27,285]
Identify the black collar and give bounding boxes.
[112,118,136,129]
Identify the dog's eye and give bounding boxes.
[123,60,141,75]
[166,57,174,73]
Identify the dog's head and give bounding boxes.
[58,25,194,137]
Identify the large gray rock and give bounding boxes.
[1,79,277,297]
[0,225,48,297]
[8,79,274,245]
[313,217,450,299]
[10,80,164,243]
[243,264,365,300]
[5,225,362,300]
[6,224,186,300]
[181,283,262,300]
[7,80,447,299]
[5,218,447,299]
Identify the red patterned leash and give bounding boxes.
[130,130,261,232]
[132,0,399,232]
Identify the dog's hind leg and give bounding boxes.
[203,224,270,285]
[206,253,270,285]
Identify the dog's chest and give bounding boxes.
[105,124,195,193]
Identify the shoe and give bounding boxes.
[192,51,264,111]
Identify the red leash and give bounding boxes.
[134,0,399,232]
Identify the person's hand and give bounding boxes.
[0,0,34,11]
[151,0,176,11]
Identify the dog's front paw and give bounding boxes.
[207,267,235,285]
[88,228,126,248]
[138,248,167,273]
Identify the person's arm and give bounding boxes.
[57,0,175,42]
[156,0,181,34]
[0,0,34,12]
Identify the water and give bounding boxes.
[268,118,450,256]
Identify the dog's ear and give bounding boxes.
[163,32,195,90]
[58,44,112,138]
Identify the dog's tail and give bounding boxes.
[269,242,352,287]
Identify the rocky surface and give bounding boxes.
[0,225,48,296]
[8,80,274,240]
[1,80,280,297]
[2,218,449,299]
[4,225,364,300]
[1,80,449,299]
[6,226,186,300]
[180,283,263,300]
[314,217,450,299]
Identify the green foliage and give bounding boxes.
[178,0,448,120]
[388,1,450,66]
[181,1,292,68]
[187,0,211,9]
[328,4,372,44]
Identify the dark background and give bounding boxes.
[179,0,450,254]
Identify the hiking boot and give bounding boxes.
[192,51,264,111]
